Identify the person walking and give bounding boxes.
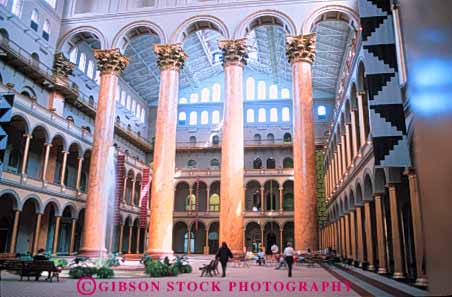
[283,242,295,277]
[216,242,233,277]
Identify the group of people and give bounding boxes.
[215,242,297,277]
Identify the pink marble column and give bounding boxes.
[79,49,128,257]
[218,39,247,255]
[147,44,187,257]
[286,34,318,250]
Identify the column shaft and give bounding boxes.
[350,109,358,159]
[136,227,141,254]
[75,157,84,192]
[41,143,52,182]
[21,134,32,175]
[356,207,364,265]
[127,226,133,254]
[118,224,124,253]
[341,135,347,175]
[59,151,69,187]
[9,210,21,254]
[356,93,367,148]
[350,210,357,261]
[375,195,387,273]
[32,213,42,255]
[389,184,404,278]
[69,218,77,255]
[345,124,352,168]
[345,213,351,259]
[52,216,61,255]
[364,202,375,270]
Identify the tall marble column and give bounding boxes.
[218,39,247,255]
[59,151,69,189]
[350,108,359,159]
[75,157,84,193]
[41,143,52,184]
[32,213,42,255]
[350,210,357,262]
[69,218,76,255]
[21,134,32,176]
[147,44,186,256]
[286,33,318,250]
[79,49,128,257]
[388,183,404,278]
[52,216,61,255]
[356,207,365,266]
[364,201,375,270]
[345,213,351,259]
[375,194,387,273]
[357,91,367,148]
[9,210,20,254]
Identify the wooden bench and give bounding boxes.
[0,260,61,281]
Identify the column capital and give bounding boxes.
[218,38,248,67]
[23,133,32,139]
[285,33,316,64]
[77,157,84,162]
[94,48,129,75]
[62,150,70,155]
[53,52,75,78]
[154,43,187,71]
[44,143,53,147]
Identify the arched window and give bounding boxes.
[246,77,255,100]
[185,194,196,211]
[189,111,197,125]
[201,110,209,125]
[212,110,220,125]
[12,0,23,16]
[270,108,278,122]
[120,91,126,106]
[283,157,293,168]
[283,133,292,143]
[178,112,186,125]
[317,105,327,119]
[282,107,290,122]
[269,84,278,99]
[210,159,220,168]
[69,47,78,64]
[179,97,188,104]
[212,135,220,145]
[189,136,197,145]
[126,95,131,110]
[266,158,276,169]
[87,60,95,79]
[209,194,220,211]
[258,108,266,122]
[281,88,290,99]
[267,133,275,143]
[201,88,210,102]
[212,84,221,101]
[187,159,197,169]
[42,19,50,41]
[257,81,266,99]
[254,134,261,144]
[253,158,262,169]
[30,9,39,31]
[190,93,199,103]
[78,53,86,72]
[246,109,255,123]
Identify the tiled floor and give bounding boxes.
[0,257,359,297]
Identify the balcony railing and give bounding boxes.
[175,138,292,150]
[175,168,294,177]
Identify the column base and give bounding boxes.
[378,267,387,274]
[367,264,375,271]
[203,246,209,255]
[415,277,428,287]
[78,247,108,258]
[392,272,405,279]
[146,248,174,258]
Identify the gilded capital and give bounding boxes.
[286,33,316,64]
[154,44,187,71]
[218,38,248,67]
[94,48,129,75]
[53,52,75,77]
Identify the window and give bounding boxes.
[30,9,39,31]
[185,194,196,211]
[246,77,255,100]
[210,159,220,168]
[281,88,290,99]
[269,84,278,99]
[126,95,131,110]
[78,53,86,72]
[212,110,220,125]
[246,109,255,123]
[258,108,266,122]
[253,134,261,144]
[12,0,23,17]
[201,110,208,125]
[317,105,327,119]
[270,108,278,122]
[179,97,188,104]
[209,194,220,212]
[267,133,275,143]
[282,107,290,122]
[257,81,266,99]
[178,112,186,125]
[189,136,197,145]
[120,91,126,106]
[87,60,95,79]
[201,88,210,102]
[136,105,141,118]
[131,100,136,113]
[69,47,78,64]
[283,157,294,168]
[253,158,262,169]
[42,20,50,41]
[187,159,197,169]
[267,158,276,169]
[283,133,292,143]
[212,135,219,145]
[189,111,197,125]
[212,84,221,102]
[190,93,199,103]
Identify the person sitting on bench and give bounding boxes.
[33,249,49,261]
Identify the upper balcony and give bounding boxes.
[174,168,293,179]
[175,138,293,152]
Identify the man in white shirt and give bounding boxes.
[283,242,295,277]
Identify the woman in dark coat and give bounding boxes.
[216,242,233,277]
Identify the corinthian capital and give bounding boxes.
[94,48,129,75]
[154,44,187,71]
[218,38,248,67]
[286,33,316,64]
[53,52,75,77]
